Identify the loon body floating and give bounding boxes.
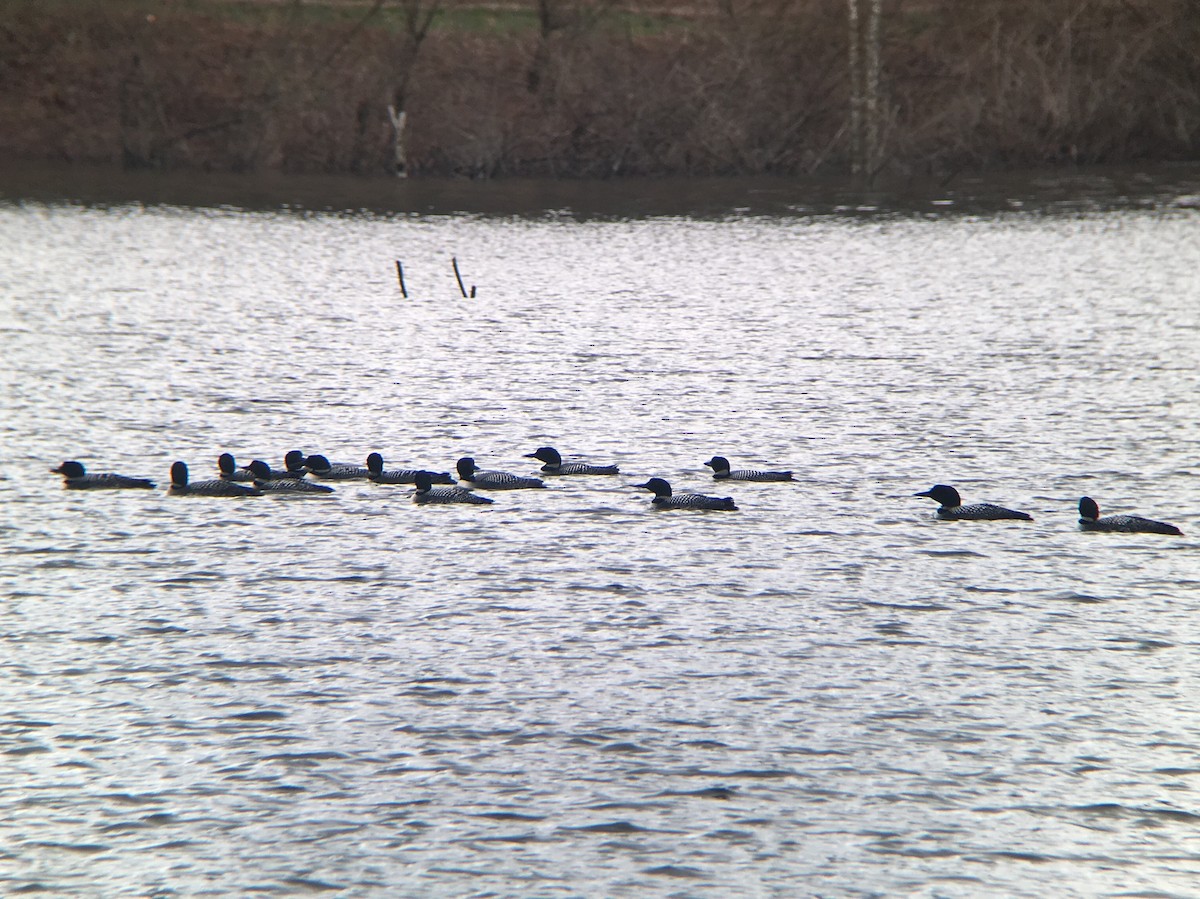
[246,460,334,494]
[413,470,494,504]
[169,461,262,497]
[51,460,155,490]
[217,453,255,482]
[305,453,370,480]
[457,457,545,490]
[366,452,454,485]
[634,477,737,510]
[524,446,619,475]
[1078,496,1182,535]
[915,484,1032,521]
[704,456,794,482]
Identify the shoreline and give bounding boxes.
[4,158,1200,218]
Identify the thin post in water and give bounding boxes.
[395,260,408,298]
[452,256,471,298]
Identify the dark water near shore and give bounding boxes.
[5,158,1200,218]
[1,163,1199,896]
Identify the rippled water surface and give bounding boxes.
[2,186,1199,897]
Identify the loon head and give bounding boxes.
[366,452,384,475]
[414,470,434,492]
[218,453,238,476]
[305,453,332,474]
[1079,496,1100,522]
[456,457,479,480]
[634,477,673,498]
[52,460,86,478]
[916,484,961,508]
[284,450,306,472]
[704,456,731,474]
[246,460,272,480]
[170,461,189,488]
[524,446,562,466]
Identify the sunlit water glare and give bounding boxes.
[1,190,1198,897]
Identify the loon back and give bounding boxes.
[942,502,1033,522]
[704,456,793,481]
[1079,496,1182,535]
[655,493,738,511]
[554,461,621,476]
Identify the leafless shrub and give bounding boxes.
[1,0,1197,177]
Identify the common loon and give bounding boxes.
[246,460,335,494]
[278,450,309,477]
[366,452,454,485]
[915,484,1032,521]
[634,477,737,510]
[413,470,494,504]
[524,446,619,475]
[305,453,371,480]
[51,460,155,490]
[704,456,794,482]
[1078,496,1182,535]
[217,453,255,482]
[456,457,545,490]
[169,461,262,497]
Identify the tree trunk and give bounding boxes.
[865,0,882,176]
[387,105,408,177]
[847,0,863,176]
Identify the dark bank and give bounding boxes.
[2,0,1199,180]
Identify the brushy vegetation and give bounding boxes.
[2,0,1198,178]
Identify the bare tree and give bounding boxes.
[388,0,440,176]
[846,0,882,179]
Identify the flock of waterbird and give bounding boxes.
[49,447,1184,534]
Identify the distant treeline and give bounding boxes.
[2,0,1198,179]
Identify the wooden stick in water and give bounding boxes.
[395,260,408,298]
[452,256,468,298]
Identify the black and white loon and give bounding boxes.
[305,453,370,480]
[915,484,1032,521]
[704,456,794,482]
[217,453,255,482]
[169,461,262,497]
[51,460,155,490]
[366,452,454,485]
[270,450,310,478]
[246,460,334,494]
[1078,496,1182,535]
[634,477,737,510]
[456,457,545,490]
[413,470,494,504]
[524,446,619,475]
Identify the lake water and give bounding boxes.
[1,167,1199,897]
